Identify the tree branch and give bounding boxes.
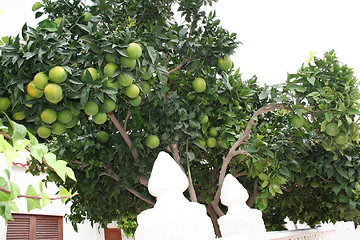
[234,172,247,178]
[139,176,148,187]
[246,181,260,208]
[211,103,289,216]
[125,187,155,205]
[0,131,12,141]
[0,186,72,200]
[71,160,89,169]
[206,204,222,238]
[108,111,139,160]
[168,58,190,75]
[124,108,132,131]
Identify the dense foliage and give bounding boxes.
[0,0,359,236]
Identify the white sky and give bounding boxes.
[0,0,359,85]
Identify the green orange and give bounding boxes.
[57,109,73,124]
[84,101,99,116]
[33,72,49,89]
[325,122,340,136]
[93,112,107,124]
[49,66,67,83]
[44,83,63,103]
[37,126,51,138]
[192,77,206,93]
[27,81,44,98]
[146,135,160,148]
[126,42,142,60]
[40,108,57,124]
[0,97,11,111]
[125,84,140,98]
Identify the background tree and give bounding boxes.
[0,0,359,236]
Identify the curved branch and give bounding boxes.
[108,111,139,160]
[211,103,289,216]
[168,58,190,75]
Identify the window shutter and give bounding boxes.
[104,228,122,240]
[6,214,63,240]
[36,217,62,240]
[6,215,31,239]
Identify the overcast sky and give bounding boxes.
[1,0,359,85]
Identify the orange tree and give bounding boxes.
[0,0,359,236]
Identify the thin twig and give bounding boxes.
[234,172,247,178]
[124,108,132,131]
[0,187,72,200]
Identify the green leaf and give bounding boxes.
[27,131,39,146]
[335,166,349,179]
[325,112,333,122]
[66,167,76,181]
[9,182,20,201]
[41,192,52,209]
[43,152,57,170]
[80,86,91,107]
[345,115,352,124]
[0,177,10,201]
[259,89,269,100]
[29,144,48,162]
[333,185,342,194]
[26,185,41,211]
[59,187,71,203]
[6,118,27,147]
[258,173,269,181]
[261,180,269,188]
[289,84,307,93]
[307,76,315,85]
[348,168,355,178]
[346,108,360,115]
[146,46,157,64]
[32,2,43,11]
[38,19,58,32]
[9,202,19,212]
[55,160,68,182]
[279,167,290,177]
[4,169,10,179]
[1,137,19,167]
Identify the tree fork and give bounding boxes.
[211,103,288,216]
[108,111,139,160]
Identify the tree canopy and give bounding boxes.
[0,0,359,236]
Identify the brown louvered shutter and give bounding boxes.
[6,214,63,240]
[36,216,63,240]
[6,215,31,239]
[104,228,122,240]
